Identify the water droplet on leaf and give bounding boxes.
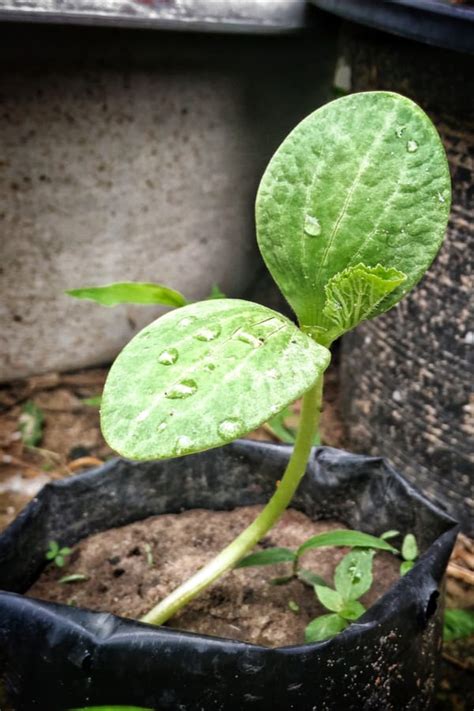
[174,435,193,453]
[266,368,279,380]
[304,213,321,237]
[438,192,446,203]
[235,331,262,348]
[406,140,418,153]
[158,348,178,365]
[218,418,244,439]
[395,126,406,138]
[193,325,221,342]
[178,315,197,328]
[157,421,167,432]
[165,379,198,399]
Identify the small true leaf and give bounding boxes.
[443,609,474,642]
[305,613,348,643]
[380,530,400,540]
[320,264,406,343]
[400,560,415,576]
[19,401,44,447]
[101,299,330,460]
[59,573,89,584]
[297,569,329,588]
[315,585,344,613]
[334,549,375,601]
[296,529,396,558]
[339,600,366,621]
[55,555,65,567]
[236,547,296,568]
[401,533,418,561]
[66,282,187,308]
[256,91,450,343]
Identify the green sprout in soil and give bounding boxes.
[238,528,419,642]
[69,92,450,631]
[45,540,72,568]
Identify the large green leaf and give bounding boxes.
[101,299,330,460]
[256,91,451,344]
[66,282,187,308]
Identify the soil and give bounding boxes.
[28,507,399,648]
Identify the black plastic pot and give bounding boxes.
[311,0,474,54]
[0,441,457,710]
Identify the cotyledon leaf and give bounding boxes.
[256,91,451,344]
[101,299,330,460]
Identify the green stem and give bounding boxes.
[141,375,324,626]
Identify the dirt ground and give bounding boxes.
[28,509,400,648]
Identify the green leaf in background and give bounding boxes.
[305,613,348,643]
[45,541,59,560]
[320,264,406,343]
[206,284,227,300]
[19,401,44,447]
[339,599,366,621]
[296,529,397,559]
[101,299,330,460]
[315,585,344,613]
[82,395,102,408]
[236,547,296,568]
[400,560,415,576]
[256,91,450,344]
[297,568,329,588]
[334,549,375,601]
[443,609,474,642]
[59,573,90,584]
[401,533,419,561]
[66,282,187,308]
[266,403,320,446]
[380,530,400,540]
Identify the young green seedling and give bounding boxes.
[400,533,419,575]
[237,529,397,588]
[45,540,72,568]
[306,548,375,643]
[72,91,450,628]
[239,528,420,641]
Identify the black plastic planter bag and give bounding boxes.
[0,442,457,710]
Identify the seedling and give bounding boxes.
[70,92,450,629]
[45,540,72,568]
[238,529,420,642]
[19,401,44,447]
[306,548,375,643]
[400,533,419,575]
